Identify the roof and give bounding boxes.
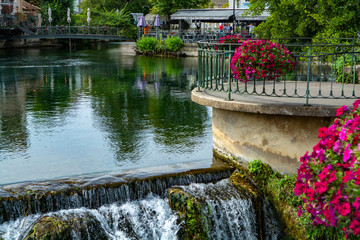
[170,9,269,22]
[130,13,143,23]
[22,1,41,11]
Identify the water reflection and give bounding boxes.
[0,47,212,184]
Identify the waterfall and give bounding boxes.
[0,195,179,240]
[0,170,233,224]
[0,170,282,240]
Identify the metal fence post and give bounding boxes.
[305,45,312,106]
[227,44,232,101]
[197,48,202,92]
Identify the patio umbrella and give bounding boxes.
[154,14,161,27]
[87,8,91,24]
[137,16,147,38]
[154,14,161,38]
[137,16,147,28]
[67,8,71,23]
[67,7,71,34]
[48,7,52,23]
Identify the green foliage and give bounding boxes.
[248,0,360,39]
[136,36,184,53]
[136,36,158,52]
[34,0,73,26]
[248,159,304,239]
[74,5,137,39]
[248,159,277,186]
[298,215,352,240]
[79,0,151,14]
[334,53,360,84]
[164,36,183,52]
[167,189,210,240]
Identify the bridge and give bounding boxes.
[0,26,126,41]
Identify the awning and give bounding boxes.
[130,13,143,24]
[171,9,234,22]
[170,9,269,22]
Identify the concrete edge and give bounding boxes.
[191,88,339,117]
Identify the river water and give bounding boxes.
[0,45,213,185]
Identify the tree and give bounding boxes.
[74,3,137,39]
[31,0,74,26]
[247,0,360,39]
[149,0,213,18]
[78,0,151,14]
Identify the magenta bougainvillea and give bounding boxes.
[230,39,296,82]
[295,99,360,238]
[218,35,243,44]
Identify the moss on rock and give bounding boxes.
[167,188,210,240]
[25,214,108,240]
[25,216,70,240]
[248,160,305,240]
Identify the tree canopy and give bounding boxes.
[31,0,74,26]
[78,0,151,14]
[248,0,360,39]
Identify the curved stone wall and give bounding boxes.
[212,108,331,174]
[191,89,354,175]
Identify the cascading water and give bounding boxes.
[0,195,179,240]
[0,171,282,240]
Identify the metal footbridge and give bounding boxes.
[0,26,126,41]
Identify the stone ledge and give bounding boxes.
[191,88,355,117]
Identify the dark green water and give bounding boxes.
[0,46,212,185]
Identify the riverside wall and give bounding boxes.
[192,89,355,175]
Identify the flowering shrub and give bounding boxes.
[230,39,296,82]
[295,99,360,238]
[216,35,243,51]
[218,35,243,44]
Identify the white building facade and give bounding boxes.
[229,0,251,9]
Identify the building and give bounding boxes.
[229,0,251,9]
[170,0,268,33]
[0,0,41,28]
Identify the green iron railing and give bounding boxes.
[197,38,360,105]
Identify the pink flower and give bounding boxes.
[337,202,351,216]
[349,220,360,235]
[318,127,328,138]
[352,197,360,210]
[343,144,352,163]
[336,106,349,116]
[343,170,354,183]
[339,128,348,141]
[353,99,360,110]
[314,181,328,194]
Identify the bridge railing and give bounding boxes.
[197,38,360,105]
[27,26,121,36]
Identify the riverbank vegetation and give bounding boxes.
[135,35,184,56]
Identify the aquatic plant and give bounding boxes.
[295,99,360,238]
[230,39,296,82]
